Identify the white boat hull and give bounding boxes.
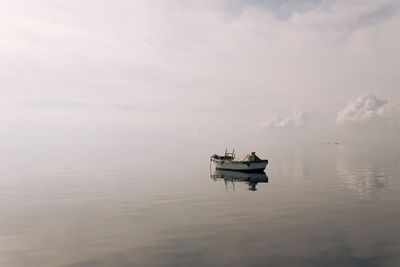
[211,159,267,172]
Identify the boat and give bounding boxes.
[210,149,268,172]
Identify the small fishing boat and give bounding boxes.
[210,149,268,172]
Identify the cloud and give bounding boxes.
[261,110,314,128]
[336,94,399,126]
[0,0,399,145]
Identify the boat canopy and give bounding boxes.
[237,152,261,162]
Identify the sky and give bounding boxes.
[1,0,400,162]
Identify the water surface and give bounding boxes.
[1,144,400,266]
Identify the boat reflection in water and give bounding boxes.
[211,169,268,191]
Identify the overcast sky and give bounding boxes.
[1,0,400,160]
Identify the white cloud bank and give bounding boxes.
[261,110,314,128]
[336,94,400,126]
[0,0,399,146]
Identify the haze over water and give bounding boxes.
[1,144,400,267]
[1,2,400,266]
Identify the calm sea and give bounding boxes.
[1,144,400,267]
